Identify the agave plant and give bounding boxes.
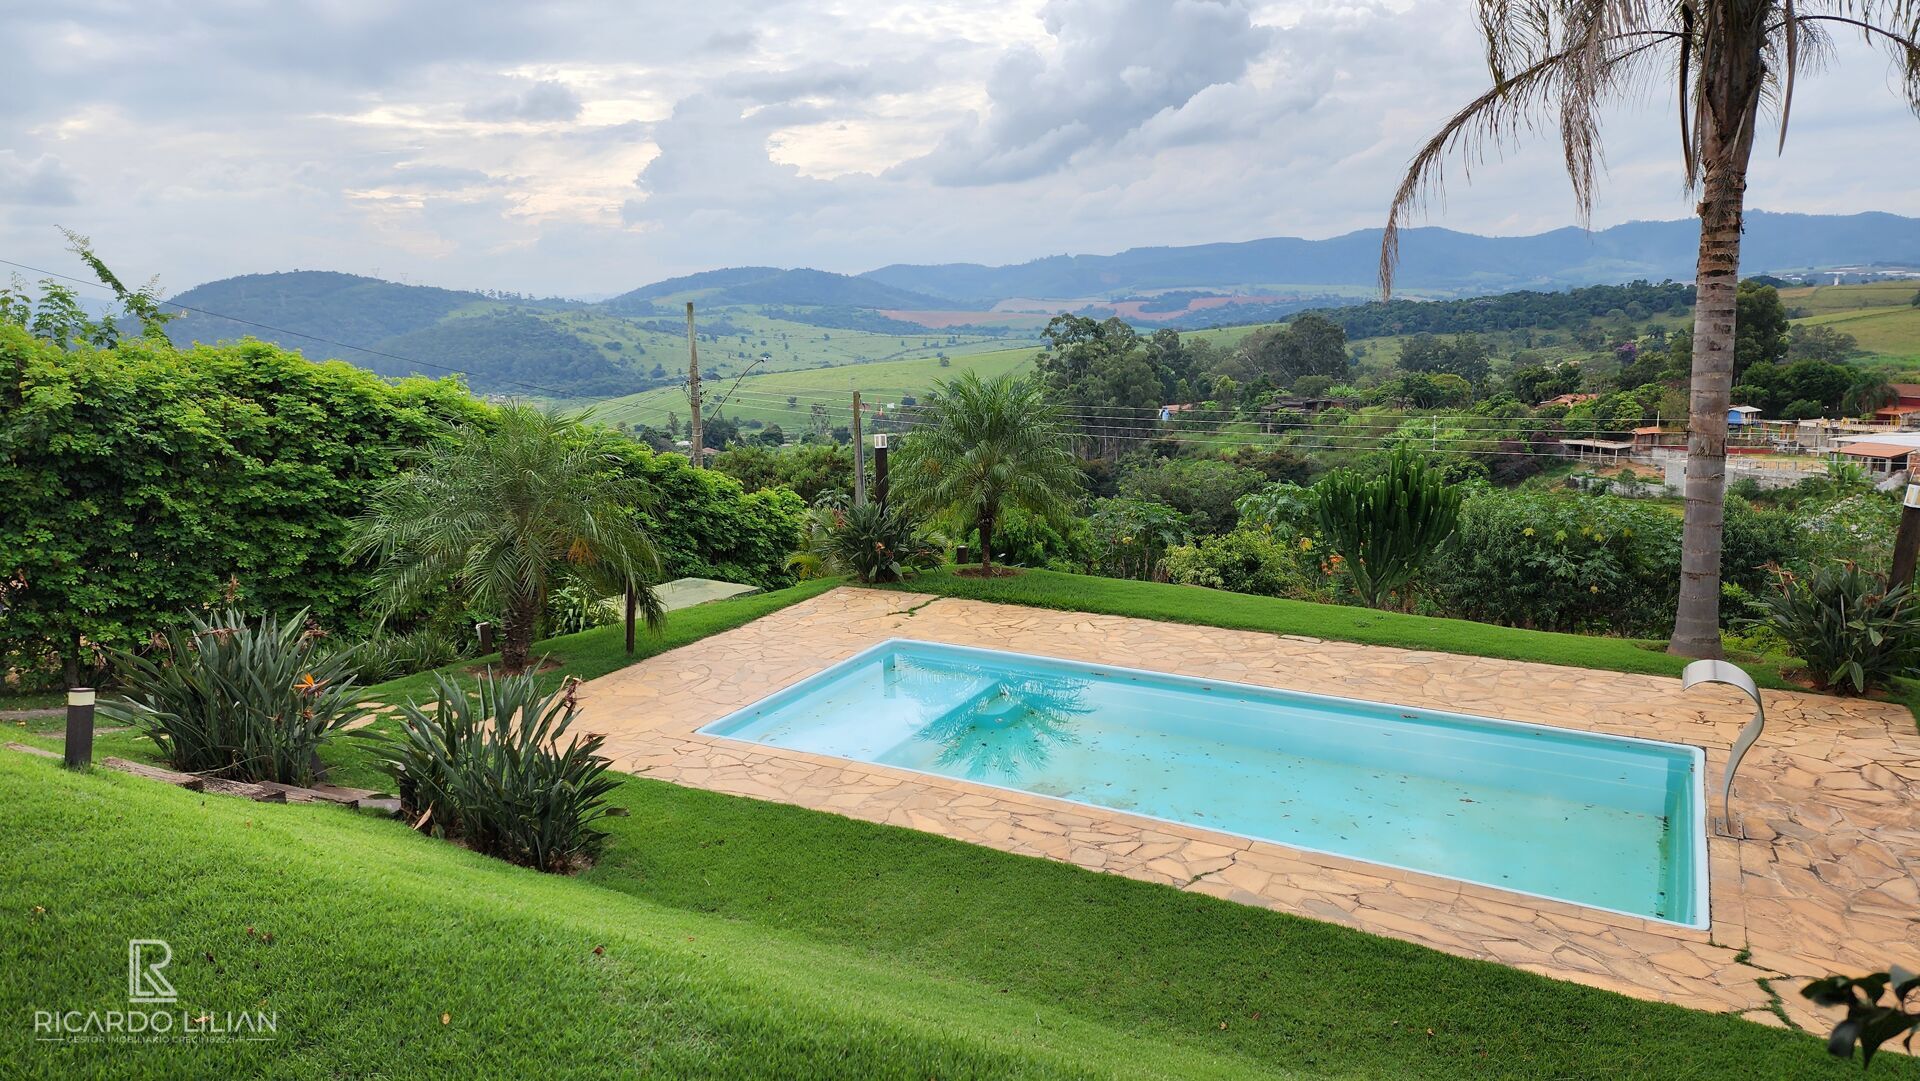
[1749,563,1920,695]
[101,609,367,785]
[378,671,621,872]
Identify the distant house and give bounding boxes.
[1559,438,1633,462]
[1255,397,1342,432]
[1538,393,1599,409]
[1835,441,1915,477]
[1872,384,1920,426]
[1727,405,1763,427]
[1631,425,1683,450]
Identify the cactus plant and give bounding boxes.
[1312,448,1462,609]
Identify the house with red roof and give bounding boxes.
[1872,384,1920,426]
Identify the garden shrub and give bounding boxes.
[380,672,621,872]
[600,436,808,588]
[966,506,1091,571]
[1085,497,1192,581]
[1234,483,1316,536]
[0,328,485,676]
[345,625,468,685]
[1425,488,1682,636]
[101,609,369,785]
[1798,494,1901,576]
[1749,563,1920,694]
[1117,456,1266,533]
[1164,530,1321,599]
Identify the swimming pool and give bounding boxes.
[700,639,1708,927]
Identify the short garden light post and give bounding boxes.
[64,687,95,770]
[872,433,890,512]
[476,621,495,654]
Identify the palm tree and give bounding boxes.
[351,406,663,673]
[1842,372,1899,418]
[1381,2,1920,658]
[894,371,1082,574]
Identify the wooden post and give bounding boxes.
[64,687,95,770]
[686,302,703,468]
[851,391,866,506]
[1892,483,1920,590]
[624,587,637,655]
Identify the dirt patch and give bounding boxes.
[953,565,1025,579]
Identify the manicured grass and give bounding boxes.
[870,568,1796,687]
[585,777,1853,1080]
[0,754,1264,1080]
[0,690,63,712]
[357,576,842,706]
[0,747,1848,1079]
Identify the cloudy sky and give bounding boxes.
[3,0,1917,298]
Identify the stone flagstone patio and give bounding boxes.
[572,586,1920,1031]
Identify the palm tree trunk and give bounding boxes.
[978,513,995,574]
[1669,120,1756,658]
[501,590,540,674]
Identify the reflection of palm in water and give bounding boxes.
[911,669,1093,780]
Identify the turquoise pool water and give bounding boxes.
[701,640,1707,926]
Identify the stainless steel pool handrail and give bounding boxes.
[1680,659,1765,838]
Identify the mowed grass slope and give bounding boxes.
[0,754,1267,1081]
[2,748,1851,1080]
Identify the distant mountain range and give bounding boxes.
[859,211,1920,300]
[156,211,1920,395]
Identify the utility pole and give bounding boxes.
[851,391,867,506]
[686,302,703,468]
[1893,482,1920,589]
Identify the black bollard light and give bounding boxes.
[476,621,495,654]
[64,687,95,770]
[872,433,890,512]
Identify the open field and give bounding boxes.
[1778,281,1917,315]
[536,306,1034,383]
[1797,305,1920,361]
[589,345,1039,430]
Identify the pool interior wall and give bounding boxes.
[700,639,1708,927]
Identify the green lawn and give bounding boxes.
[869,568,1790,685]
[1,745,1849,1079]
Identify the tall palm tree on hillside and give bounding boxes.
[1381,0,1920,658]
[894,371,1082,574]
[351,405,663,673]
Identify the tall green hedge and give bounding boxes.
[597,436,806,589]
[0,328,485,681]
